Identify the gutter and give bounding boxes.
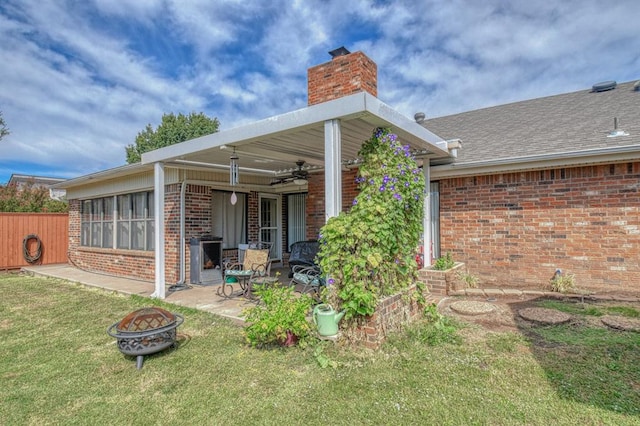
[430,144,640,178]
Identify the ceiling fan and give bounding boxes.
[272,160,309,186]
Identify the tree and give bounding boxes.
[0,181,68,213]
[0,111,9,141]
[125,112,220,163]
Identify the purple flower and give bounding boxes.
[328,278,335,285]
[352,199,358,206]
[379,185,386,192]
[394,193,402,201]
[405,182,410,187]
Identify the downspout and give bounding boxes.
[169,177,188,291]
[422,162,432,267]
[178,178,187,284]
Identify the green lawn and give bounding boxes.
[1,273,638,425]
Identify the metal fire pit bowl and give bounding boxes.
[107,307,184,369]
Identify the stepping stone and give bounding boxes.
[449,300,495,315]
[601,315,640,332]
[519,307,571,325]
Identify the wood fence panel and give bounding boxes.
[0,213,69,269]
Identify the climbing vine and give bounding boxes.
[318,128,426,318]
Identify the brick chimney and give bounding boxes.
[307,47,378,106]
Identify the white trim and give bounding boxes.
[325,119,342,220]
[422,165,432,267]
[152,162,165,299]
[141,92,449,164]
[431,145,640,178]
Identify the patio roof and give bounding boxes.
[141,92,452,176]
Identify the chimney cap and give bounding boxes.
[414,112,426,123]
[329,46,351,58]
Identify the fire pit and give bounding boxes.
[107,307,184,369]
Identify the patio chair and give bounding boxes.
[249,241,274,259]
[289,264,325,300]
[219,248,272,298]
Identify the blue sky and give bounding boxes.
[1,0,638,184]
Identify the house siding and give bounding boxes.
[438,162,640,293]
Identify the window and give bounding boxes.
[81,191,154,251]
[287,193,306,250]
[81,197,113,248]
[212,191,246,249]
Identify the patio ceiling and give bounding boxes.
[142,92,453,177]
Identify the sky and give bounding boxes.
[1,0,638,184]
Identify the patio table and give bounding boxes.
[217,270,253,298]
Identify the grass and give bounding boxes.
[1,273,639,425]
[538,299,640,317]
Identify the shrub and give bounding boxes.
[457,270,479,288]
[432,252,455,270]
[548,273,576,293]
[243,285,313,347]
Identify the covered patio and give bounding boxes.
[142,91,455,298]
[53,49,460,301]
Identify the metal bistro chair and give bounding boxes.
[289,264,325,300]
[220,248,272,298]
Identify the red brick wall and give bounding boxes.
[307,51,377,106]
[306,169,360,240]
[438,162,640,294]
[68,186,263,285]
[68,193,165,282]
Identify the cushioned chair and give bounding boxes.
[219,249,271,297]
[289,264,325,299]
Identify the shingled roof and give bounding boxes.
[424,80,640,176]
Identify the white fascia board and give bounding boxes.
[141,92,451,164]
[430,145,640,179]
[362,93,449,156]
[141,94,369,164]
[50,163,152,189]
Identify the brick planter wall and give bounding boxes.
[419,262,466,295]
[341,284,429,350]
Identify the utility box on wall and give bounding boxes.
[189,235,223,285]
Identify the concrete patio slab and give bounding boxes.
[21,264,294,323]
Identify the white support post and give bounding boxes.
[324,119,342,220]
[422,163,432,267]
[152,162,166,299]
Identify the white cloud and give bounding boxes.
[0,0,638,183]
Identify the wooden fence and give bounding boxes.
[0,213,69,269]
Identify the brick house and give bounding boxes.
[54,49,640,298]
[54,48,453,298]
[423,80,640,294]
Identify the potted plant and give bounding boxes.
[243,285,313,347]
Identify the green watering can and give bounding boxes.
[312,304,345,337]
